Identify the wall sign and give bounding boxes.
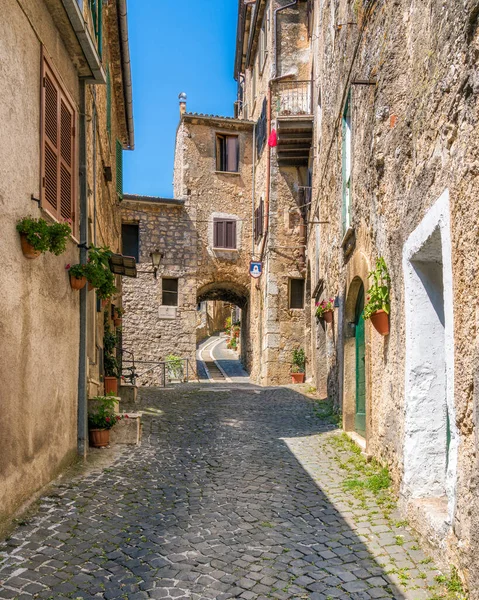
[250,261,263,279]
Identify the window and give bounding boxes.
[342,91,352,234]
[41,56,77,230]
[89,0,102,56]
[116,139,123,199]
[256,98,267,156]
[259,12,268,72]
[214,218,237,249]
[122,223,139,262]
[289,279,305,309]
[254,199,264,242]
[216,135,239,172]
[162,278,178,306]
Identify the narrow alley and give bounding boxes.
[0,386,449,600]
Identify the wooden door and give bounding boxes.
[355,286,366,437]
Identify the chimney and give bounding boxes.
[179,92,187,116]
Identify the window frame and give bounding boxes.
[213,218,237,250]
[289,278,305,310]
[215,134,239,173]
[162,277,179,307]
[342,90,352,234]
[40,52,78,236]
[254,198,264,242]
[121,222,139,263]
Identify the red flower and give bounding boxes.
[65,264,71,270]
[105,417,110,422]
[124,415,129,419]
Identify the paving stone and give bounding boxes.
[0,384,446,600]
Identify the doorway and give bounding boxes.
[355,285,366,437]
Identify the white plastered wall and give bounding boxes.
[402,189,458,524]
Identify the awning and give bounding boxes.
[109,253,137,278]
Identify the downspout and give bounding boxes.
[77,80,89,458]
[118,0,135,149]
[251,122,256,258]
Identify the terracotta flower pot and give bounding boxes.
[101,299,109,308]
[88,282,96,291]
[20,234,41,259]
[89,428,110,448]
[322,310,334,323]
[291,372,305,384]
[370,309,389,335]
[114,318,122,327]
[70,275,87,290]
[104,376,118,395]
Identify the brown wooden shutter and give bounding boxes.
[226,136,239,172]
[43,71,59,215]
[41,57,76,228]
[225,220,236,248]
[214,219,225,248]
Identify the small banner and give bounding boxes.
[268,128,278,147]
[249,262,263,279]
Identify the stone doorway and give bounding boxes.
[343,276,368,442]
[402,190,457,533]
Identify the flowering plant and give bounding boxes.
[291,348,306,373]
[88,394,124,430]
[315,298,334,318]
[66,263,86,279]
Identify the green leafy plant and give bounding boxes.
[66,263,86,279]
[83,245,117,299]
[166,354,184,380]
[17,217,71,255]
[315,297,334,318]
[88,395,123,430]
[363,257,390,320]
[291,348,305,374]
[227,337,238,350]
[115,307,125,317]
[224,316,232,334]
[104,320,119,377]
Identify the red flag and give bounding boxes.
[268,128,277,147]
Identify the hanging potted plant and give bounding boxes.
[291,348,306,384]
[66,263,87,290]
[16,218,71,259]
[88,394,124,447]
[363,257,390,335]
[104,323,120,394]
[114,307,124,327]
[315,298,335,323]
[83,246,117,299]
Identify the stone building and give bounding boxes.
[302,0,479,591]
[0,0,133,530]
[121,114,254,383]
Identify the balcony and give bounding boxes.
[273,80,313,167]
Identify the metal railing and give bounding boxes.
[274,80,312,117]
[120,350,198,387]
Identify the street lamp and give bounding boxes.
[150,249,164,278]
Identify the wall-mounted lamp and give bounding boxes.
[150,249,164,278]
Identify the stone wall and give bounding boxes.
[306,0,479,589]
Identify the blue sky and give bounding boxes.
[124,0,238,198]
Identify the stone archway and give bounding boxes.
[197,281,251,371]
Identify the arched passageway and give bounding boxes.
[196,281,251,377]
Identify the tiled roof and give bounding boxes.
[123,194,185,206]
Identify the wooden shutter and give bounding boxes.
[116,139,123,199]
[226,136,239,172]
[106,66,111,139]
[225,220,236,248]
[41,57,76,227]
[214,219,225,248]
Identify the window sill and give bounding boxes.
[215,171,240,175]
[212,247,238,252]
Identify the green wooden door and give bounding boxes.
[355,287,366,437]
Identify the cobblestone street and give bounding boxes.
[0,385,449,600]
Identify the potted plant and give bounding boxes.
[88,394,123,447]
[315,298,335,323]
[66,263,87,290]
[114,307,124,327]
[291,348,306,383]
[83,246,117,300]
[166,354,184,382]
[16,218,71,259]
[104,324,119,394]
[363,257,390,335]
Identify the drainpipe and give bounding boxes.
[259,86,272,262]
[251,122,256,258]
[77,80,89,458]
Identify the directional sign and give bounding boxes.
[250,261,263,279]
